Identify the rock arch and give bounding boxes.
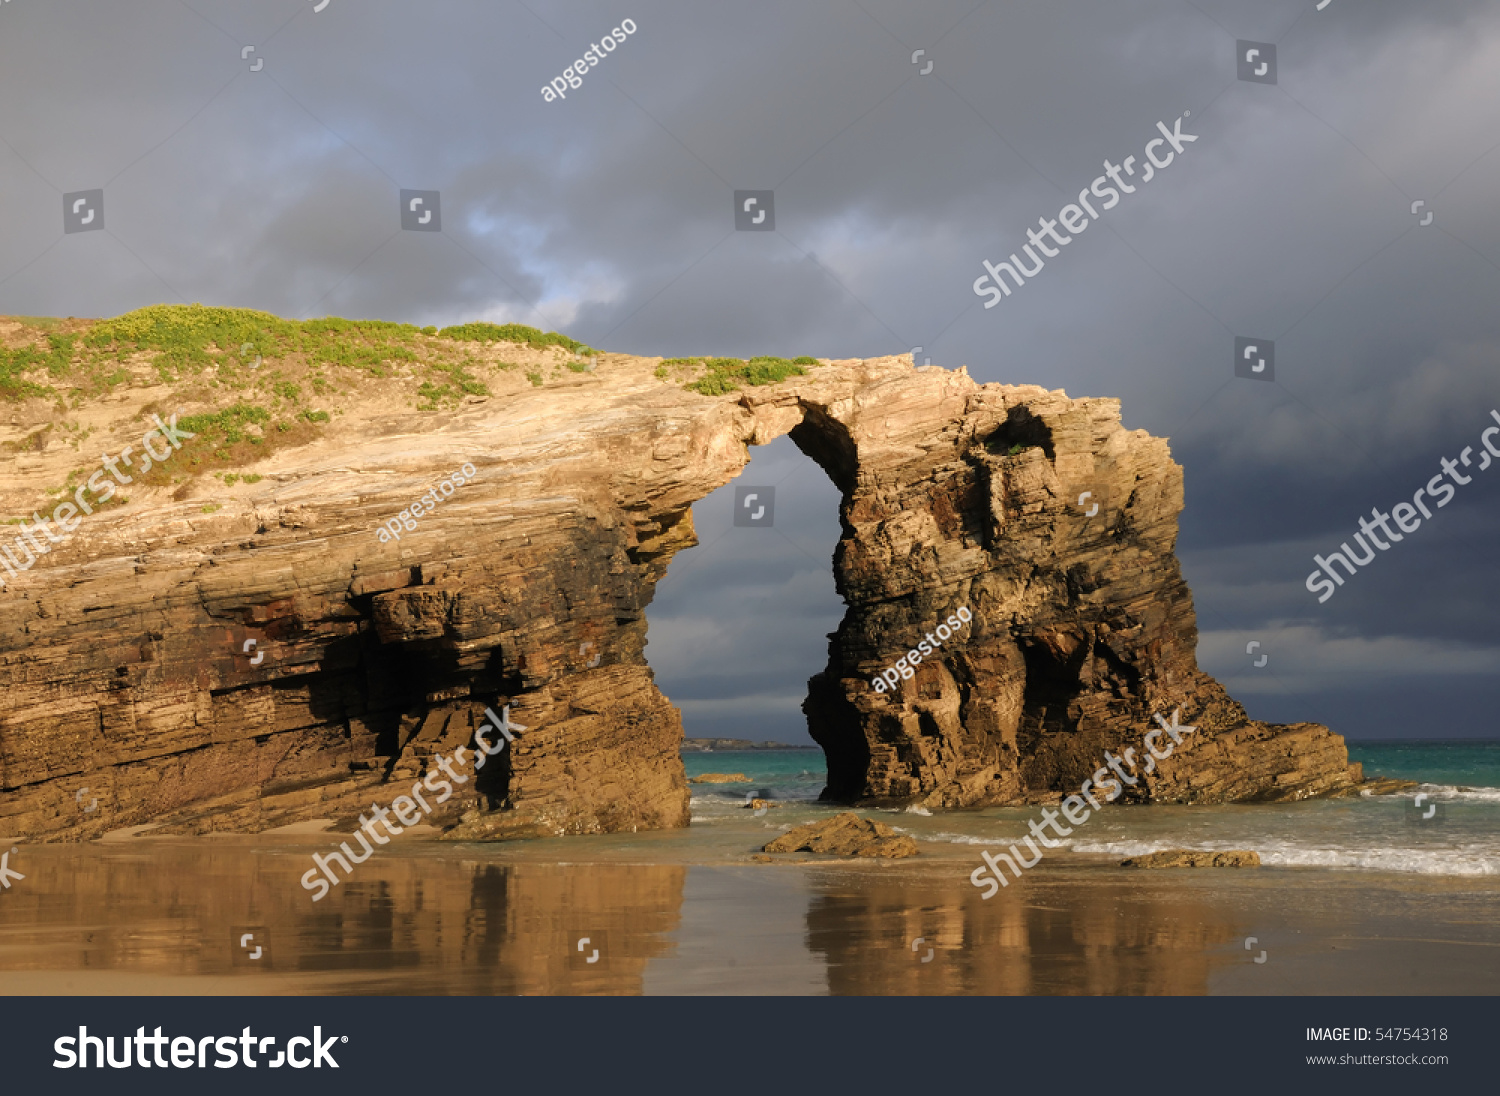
[0,354,1357,842]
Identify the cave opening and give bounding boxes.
[644,432,847,762]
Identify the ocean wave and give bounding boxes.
[927,832,1016,846]
[1070,838,1500,876]
[1361,783,1500,803]
[1419,784,1500,803]
[904,805,933,816]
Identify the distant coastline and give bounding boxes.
[681,738,818,752]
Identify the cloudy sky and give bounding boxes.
[2,0,1497,742]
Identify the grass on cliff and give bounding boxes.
[1,304,598,505]
[3,305,827,521]
[672,355,820,395]
[439,322,595,357]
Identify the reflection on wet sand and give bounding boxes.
[0,844,684,995]
[5,845,1496,994]
[804,866,1242,995]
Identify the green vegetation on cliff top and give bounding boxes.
[1,304,828,502]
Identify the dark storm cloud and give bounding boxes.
[1,0,1496,739]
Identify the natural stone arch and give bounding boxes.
[0,353,1356,842]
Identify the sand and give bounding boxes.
[0,838,1496,995]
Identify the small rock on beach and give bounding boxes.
[762,812,918,858]
[1120,850,1261,868]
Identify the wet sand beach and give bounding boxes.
[1,836,1496,996]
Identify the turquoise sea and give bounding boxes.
[684,741,1500,876]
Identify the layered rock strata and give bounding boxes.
[0,342,1357,842]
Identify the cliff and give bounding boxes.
[0,307,1358,842]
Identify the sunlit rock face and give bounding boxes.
[0,344,1354,843]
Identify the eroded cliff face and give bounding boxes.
[793,376,1357,808]
[0,340,1357,842]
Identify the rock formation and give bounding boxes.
[0,310,1359,843]
[762,812,918,858]
[1120,850,1262,868]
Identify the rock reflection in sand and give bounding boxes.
[0,844,684,996]
[804,869,1242,996]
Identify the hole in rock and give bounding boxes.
[645,434,846,805]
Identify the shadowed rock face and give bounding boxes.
[0,351,1356,842]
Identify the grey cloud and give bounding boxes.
[2,0,1496,740]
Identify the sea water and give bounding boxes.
[685,741,1500,876]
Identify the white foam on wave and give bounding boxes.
[928,832,1025,846]
[904,805,933,816]
[1070,838,1500,875]
[1362,782,1500,803]
[1421,783,1500,803]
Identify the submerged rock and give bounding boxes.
[690,773,750,784]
